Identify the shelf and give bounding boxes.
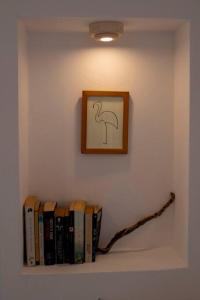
[19,18,189,278]
[21,246,186,275]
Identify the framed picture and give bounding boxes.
[81,91,129,154]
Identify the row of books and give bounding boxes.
[23,196,102,266]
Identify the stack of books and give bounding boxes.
[24,196,102,266]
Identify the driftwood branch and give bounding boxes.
[97,192,175,254]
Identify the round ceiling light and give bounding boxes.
[89,21,124,42]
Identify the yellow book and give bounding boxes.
[85,206,94,263]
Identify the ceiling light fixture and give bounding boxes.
[89,21,124,42]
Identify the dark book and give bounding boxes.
[92,206,102,262]
[23,206,27,264]
[55,208,65,264]
[43,201,57,265]
[63,208,70,263]
[69,202,75,264]
[68,206,74,264]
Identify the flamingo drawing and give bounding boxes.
[93,101,119,144]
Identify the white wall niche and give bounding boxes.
[18,18,189,274]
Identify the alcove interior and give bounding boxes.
[18,18,189,274]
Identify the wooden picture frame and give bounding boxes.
[81,91,129,154]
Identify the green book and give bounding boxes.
[69,200,86,264]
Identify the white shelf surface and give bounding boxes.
[22,246,186,275]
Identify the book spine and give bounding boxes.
[44,212,55,265]
[63,215,70,263]
[34,209,40,265]
[74,211,85,264]
[25,206,36,266]
[69,210,74,264]
[96,209,102,252]
[55,216,64,264]
[92,213,98,262]
[38,210,44,265]
[92,209,102,262]
[23,207,27,264]
[85,213,93,263]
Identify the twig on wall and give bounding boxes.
[97,192,175,254]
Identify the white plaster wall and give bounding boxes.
[173,23,190,262]
[0,0,200,299]
[18,24,29,203]
[18,21,30,271]
[27,30,174,251]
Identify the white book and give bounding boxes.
[24,196,38,266]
